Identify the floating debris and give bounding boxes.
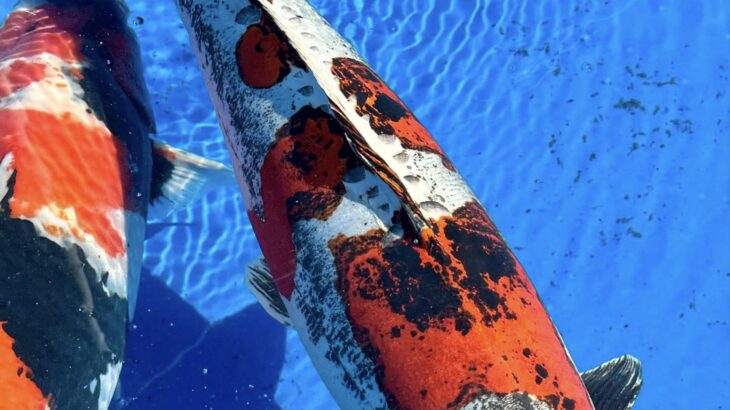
[614,98,646,114]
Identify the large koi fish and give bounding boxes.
[0,1,229,409]
[175,1,643,409]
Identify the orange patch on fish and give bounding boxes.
[251,106,353,298]
[0,323,49,410]
[0,6,89,64]
[236,13,303,89]
[0,60,48,98]
[331,57,453,169]
[0,109,132,257]
[329,202,591,410]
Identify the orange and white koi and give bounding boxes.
[0,1,229,409]
[175,1,642,409]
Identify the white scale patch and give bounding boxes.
[0,54,93,126]
[460,392,552,410]
[0,153,13,203]
[340,165,402,232]
[0,52,138,300]
[121,210,145,314]
[258,0,477,221]
[96,361,123,410]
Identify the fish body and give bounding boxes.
[0,1,227,408]
[175,1,641,409]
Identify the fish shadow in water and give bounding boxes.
[112,270,285,410]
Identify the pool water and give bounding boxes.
[3,0,729,409]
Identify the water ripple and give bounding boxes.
[1,0,727,408]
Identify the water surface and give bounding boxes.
[2,1,728,408]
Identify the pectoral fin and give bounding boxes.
[581,355,642,410]
[245,258,291,326]
[148,140,234,220]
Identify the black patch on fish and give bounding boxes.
[545,394,561,408]
[373,94,407,122]
[331,230,476,335]
[444,203,518,325]
[379,242,474,333]
[447,383,490,409]
[0,172,127,409]
[284,142,317,174]
[286,189,344,222]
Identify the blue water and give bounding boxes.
[2,0,728,408]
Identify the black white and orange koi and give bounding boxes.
[175,1,643,409]
[0,1,229,409]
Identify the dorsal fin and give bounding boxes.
[255,1,475,233]
[245,258,291,326]
[581,355,643,410]
[331,109,430,231]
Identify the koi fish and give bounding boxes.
[175,1,642,409]
[0,1,230,409]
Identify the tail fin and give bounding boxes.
[581,355,643,410]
